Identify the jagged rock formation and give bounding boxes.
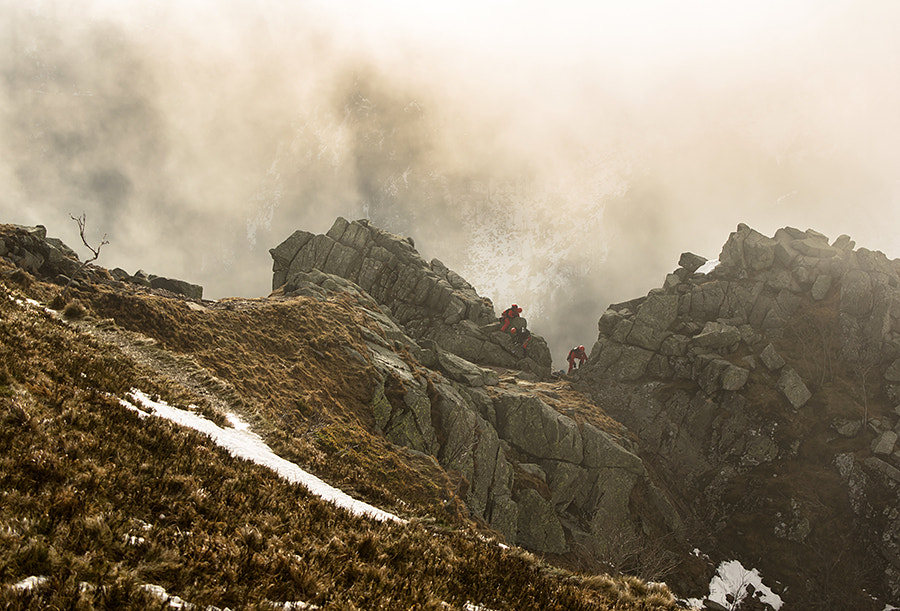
[2,220,685,571]
[0,223,203,299]
[577,223,900,607]
[110,268,204,300]
[269,218,683,562]
[270,217,552,378]
[0,224,83,281]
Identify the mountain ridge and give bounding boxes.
[4,218,900,609]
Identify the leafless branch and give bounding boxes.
[70,212,109,264]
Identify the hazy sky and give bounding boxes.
[3,0,899,363]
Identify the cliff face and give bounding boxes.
[268,218,684,565]
[12,216,900,608]
[577,223,900,607]
[0,221,688,590]
[270,217,553,378]
[0,224,692,610]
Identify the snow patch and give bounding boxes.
[11,575,48,592]
[696,259,719,275]
[141,584,191,609]
[688,558,783,610]
[121,389,406,524]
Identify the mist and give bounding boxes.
[2,0,899,365]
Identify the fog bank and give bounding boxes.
[3,0,899,364]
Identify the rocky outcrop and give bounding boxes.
[269,219,683,560]
[358,299,681,555]
[0,224,82,281]
[271,218,552,378]
[578,223,900,607]
[0,224,203,299]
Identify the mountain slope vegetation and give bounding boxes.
[0,236,686,610]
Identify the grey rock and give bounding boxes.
[626,294,678,349]
[581,423,645,474]
[864,456,900,484]
[777,368,812,409]
[811,274,833,301]
[793,235,839,259]
[149,276,203,300]
[489,494,518,543]
[493,392,583,463]
[518,463,547,482]
[832,234,855,251]
[625,321,668,351]
[679,252,708,273]
[435,349,498,387]
[659,334,690,356]
[598,308,627,335]
[841,269,874,316]
[541,459,594,510]
[759,344,786,371]
[721,365,750,391]
[611,345,654,381]
[832,418,863,438]
[873,431,898,455]
[689,281,728,320]
[515,488,567,554]
[692,321,741,350]
[270,230,314,289]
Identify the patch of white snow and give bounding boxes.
[706,559,783,610]
[141,583,191,609]
[121,389,406,524]
[12,575,48,591]
[696,259,719,275]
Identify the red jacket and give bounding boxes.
[501,306,522,320]
[567,346,587,364]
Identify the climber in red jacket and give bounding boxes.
[567,345,587,374]
[499,304,522,332]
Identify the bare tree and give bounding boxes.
[65,212,109,293]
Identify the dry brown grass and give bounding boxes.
[0,270,687,610]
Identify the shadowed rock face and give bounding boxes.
[576,223,900,607]
[268,218,684,563]
[2,220,685,573]
[271,217,552,377]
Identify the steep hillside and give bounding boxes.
[0,222,688,610]
[575,224,900,609]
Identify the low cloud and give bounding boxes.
[2,0,899,363]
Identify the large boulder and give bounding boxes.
[271,218,552,377]
[149,276,203,300]
[492,391,583,463]
[515,488,568,554]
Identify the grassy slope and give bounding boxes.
[0,270,686,610]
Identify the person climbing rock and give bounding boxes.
[567,345,587,374]
[500,304,522,332]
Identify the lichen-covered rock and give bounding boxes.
[759,343,786,371]
[777,368,812,409]
[493,391,583,463]
[515,488,567,554]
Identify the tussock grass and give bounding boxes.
[0,271,686,609]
